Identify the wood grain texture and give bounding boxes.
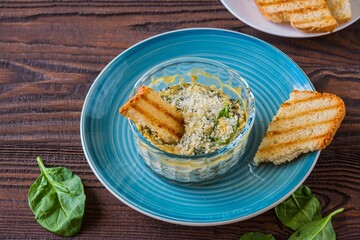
[0,0,359,239]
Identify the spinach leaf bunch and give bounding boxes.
[28,157,86,237]
[288,208,344,240]
[275,185,322,231]
[239,185,344,240]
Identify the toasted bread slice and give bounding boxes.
[326,0,352,23]
[254,0,338,33]
[290,6,338,33]
[254,0,291,23]
[254,90,345,165]
[120,86,185,144]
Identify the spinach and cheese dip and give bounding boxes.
[138,83,246,155]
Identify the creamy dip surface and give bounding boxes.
[138,83,246,155]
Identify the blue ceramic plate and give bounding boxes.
[81,28,319,226]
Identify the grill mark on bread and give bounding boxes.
[257,0,303,7]
[141,95,184,125]
[292,15,335,25]
[130,105,183,139]
[266,119,336,136]
[257,134,329,152]
[280,95,320,106]
[273,104,343,122]
[265,6,327,15]
[258,2,326,11]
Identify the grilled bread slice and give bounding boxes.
[326,0,352,23]
[120,86,185,144]
[290,4,338,33]
[254,90,345,165]
[254,0,338,33]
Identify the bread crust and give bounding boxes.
[254,90,345,165]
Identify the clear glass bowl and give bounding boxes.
[128,57,255,184]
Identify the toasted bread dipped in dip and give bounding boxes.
[120,83,247,156]
[120,86,185,144]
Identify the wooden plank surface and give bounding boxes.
[0,0,359,239]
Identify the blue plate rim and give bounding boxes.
[80,27,320,226]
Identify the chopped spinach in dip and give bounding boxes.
[137,83,246,155]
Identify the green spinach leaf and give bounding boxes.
[289,208,344,240]
[28,156,86,237]
[240,232,276,240]
[275,185,322,231]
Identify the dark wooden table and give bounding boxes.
[1,1,359,239]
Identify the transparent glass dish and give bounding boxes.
[128,57,255,184]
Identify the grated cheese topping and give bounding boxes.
[139,83,246,155]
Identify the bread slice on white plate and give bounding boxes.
[254,90,345,165]
[254,0,338,33]
[326,0,352,23]
[290,4,338,33]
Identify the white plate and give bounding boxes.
[221,0,360,38]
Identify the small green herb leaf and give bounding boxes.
[289,208,344,240]
[28,156,86,237]
[240,232,276,240]
[218,104,229,118]
[213,104,230,128]
[275,185,322,231]
[212,103,236,144]
[212,136,230,145]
